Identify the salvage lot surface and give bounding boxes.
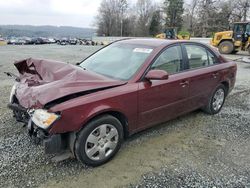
[0,45,250,188]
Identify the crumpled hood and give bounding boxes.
[14,58,126,108]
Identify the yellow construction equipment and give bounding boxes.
[0,35,7,46]
[211,22,250,54]
[155,28,190,40]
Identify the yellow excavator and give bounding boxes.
[155,28,190,40]
[211,22,250,54]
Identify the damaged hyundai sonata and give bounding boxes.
[7,39,237,166]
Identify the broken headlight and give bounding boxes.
[30,109,60,129]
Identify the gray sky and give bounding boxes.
[0,0,182,28]
[0,0,102,28]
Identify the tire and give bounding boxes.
[75,115,123,167]
[203,84,226,115]
[218,41,234,54]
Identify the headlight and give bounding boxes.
[9,84,16,103]
[31,109,60,129]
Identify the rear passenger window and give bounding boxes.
[152,45,183,74]
[185,45,217,69]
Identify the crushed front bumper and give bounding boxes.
[8,102,66,154]
[8,103,29,123]
[28,119,66,154]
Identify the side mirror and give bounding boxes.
[145,70,169,80]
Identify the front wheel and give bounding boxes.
[75,115,123,166]
[203,84,226,115]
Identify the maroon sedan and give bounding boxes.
[8,39,237,166]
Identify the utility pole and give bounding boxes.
[121,19,123,37]
[120,0,127,37]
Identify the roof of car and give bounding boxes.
[115,38,220,56]
[117,38,178,47]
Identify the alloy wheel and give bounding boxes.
[212,88,225,111]
[85,124,119,161]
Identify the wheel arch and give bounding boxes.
[79,110,130,139]
[70,110,130,159]
[221,81,229,96]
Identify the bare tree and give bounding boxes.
[183,0,198,36]
[189,0,198,35]
[135,0,155,36]
[117,0,128,36]
[95,0,250,37]
[96,0,128,36]
[198,0,217,37]
[231,0,250,22]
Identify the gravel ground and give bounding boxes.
[0,45,250,188]
[130,91,250,188]
[0,45,100,188]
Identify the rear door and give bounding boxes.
[137,45,190,130]
[182,43,221,108]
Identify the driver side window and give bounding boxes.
[151,45,183,74]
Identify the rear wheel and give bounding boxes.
[75,115,123,166]
[218,41,234,54]
[203,84,226,115]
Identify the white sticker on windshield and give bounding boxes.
[133,48,153,53]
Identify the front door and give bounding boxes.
[137,45,190,130]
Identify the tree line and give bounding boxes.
[0,25,95,38]
[96,0,250,37]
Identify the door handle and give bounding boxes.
[212,73,219,78]
[180,81,189,87]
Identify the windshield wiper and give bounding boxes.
[78,65,87,70]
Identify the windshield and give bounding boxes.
[80,43,154,80]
